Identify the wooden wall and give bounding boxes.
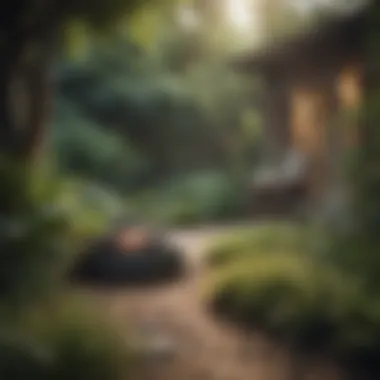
[285,60,363,209]
[261,70,291,165]
[337,62,363,148]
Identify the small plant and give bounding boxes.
[206,223,309,267]
[0,159,72,309]
[0,159,113,309]
[128,170,250,226]
[0,296,135,380]
[205,252,380,367]
[0,157,136,379]
[0,333,52,380]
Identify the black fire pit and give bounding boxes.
[71,224,187,287]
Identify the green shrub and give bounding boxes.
[0,159,111,309]
[206,223,310,267]
[0,297,134,380]
[0,157,135,379]
[165,171,248,221]
[52,99,149,193]
[0,333,52,380]
[149,198,204,227]
[128,170,250,226]
[323,231,380,296]
[0,161,72,308]
[55,178,122,249]
[205,253,380,361]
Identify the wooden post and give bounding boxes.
[261,67,290,165]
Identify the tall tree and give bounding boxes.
[0,0,153,161]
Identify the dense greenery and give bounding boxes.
[0,157,137,378]
[127,170,252,226]
[1,1,378,379]
[0,6,262,377]
[0,296,134,380]
[206,223,311,267]
[51,29,262,224]
[319,2,380,295]
[204,6,380,376]
[0,160,70,309]
[204,225,380,376]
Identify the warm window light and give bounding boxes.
[337,65,362,108]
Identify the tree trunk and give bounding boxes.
[19,37,56,161]
[0,38,24,156]
[0,8,59,163]
[351,4,379,239]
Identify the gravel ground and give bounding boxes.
[79,224,346,380]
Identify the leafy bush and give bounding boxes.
[55,178,125,248]
[0,160,73,308]
[0,297,134,380]
[52,99,149,193]
[0,333,52,380]
[129,170,250,226]
[205,253,380,367]
[206,223,310,267]
[0,159,113,309]
[0,158,136,379]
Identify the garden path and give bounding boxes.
[82,224,344,380]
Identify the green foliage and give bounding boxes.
[0,334,51,380]
[129,171,250,226]
[53,29,263,223]
[322,4,380,295]
[0,160,71,308]
[0,157,113,309]
[206,223,310,267]
[56,48,224,184]
[0,141,134,380]
[54,28,263,194]
[54,178,125,248]
[0,297,134,380]
[205,253,380,360]
[52,98,149,193]
[324,228,380,297]
[204,215,380,371]
[64,0,144,29]
[334,3,380,296]
[127,1,176,50]
[183,62,262,170]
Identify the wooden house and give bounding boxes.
[232,5,368,216]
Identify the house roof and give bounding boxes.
[231,4,368,73]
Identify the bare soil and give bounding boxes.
[79,225,346,380]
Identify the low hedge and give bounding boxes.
[127,171,250,227]
[205,254,380,373]
[0,297,135,380]
[206,223,310,267]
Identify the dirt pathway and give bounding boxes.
[81,225,345,380]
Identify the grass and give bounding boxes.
[0,296,135,380]
[205,253,380,357]
[206,222,311,267]
[203,224,380,376]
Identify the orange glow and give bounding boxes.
[116,227,149,252]
[337,64,362,108]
